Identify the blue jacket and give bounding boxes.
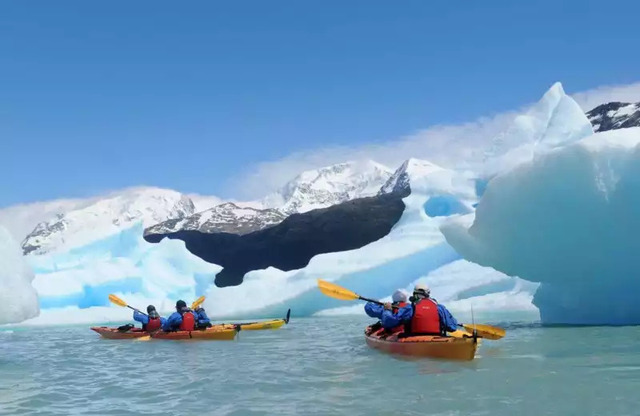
[437,303,459,333]
[162,311,186,331]
[365,302,413,330]
[194,308,211,326]
[133,310,166,327]
[438,303,458,332]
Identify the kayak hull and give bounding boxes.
[91,327,150,339]
[91,326,238,341]
[364,326,478,361]
[151,327,238,341]
[217,308,291,331]
[90,309,288,340]
[218,319,287,331]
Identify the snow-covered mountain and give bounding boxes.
[144,202,287,237]
[185,193,224,213]
[262,160,394,214]
[379,158,445,196]
[144,160,395,236]
[21,187,196,255]
[587,102,640,132]
[0,197,94,244]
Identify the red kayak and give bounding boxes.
[90,327,150,339]
[91,325,239,341]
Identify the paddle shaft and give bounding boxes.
[360,296,384,305]
[127,305,148,317]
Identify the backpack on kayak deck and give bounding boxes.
[117,324,134,332]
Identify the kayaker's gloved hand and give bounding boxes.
[383,302,392,311]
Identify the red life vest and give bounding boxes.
[410,298,441,334]
[145,317,162,332]
[179,311,195,331]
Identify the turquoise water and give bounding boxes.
[2,316,640,415]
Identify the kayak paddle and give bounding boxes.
[458,323,505,340]
[317,279,383,304]
[134,335,152,341]
[108,294,146,315]
[316,279,506,340]
[191,295,206,309]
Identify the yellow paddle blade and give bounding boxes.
[108,294,128,308]
[135,335,151,342]
[191,295,205,309]
[449,329,473,338]
[317,279,360,301]
[462,323,506,340]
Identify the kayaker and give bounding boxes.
[162,300,196,332]
[194,306,212,329]
[407,283,459,335]
[364,289,412,331]
[133,305,166,332]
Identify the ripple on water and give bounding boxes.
[2,317,640,415]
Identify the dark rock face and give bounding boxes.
[587,102,640,132]
[144,193,406,287]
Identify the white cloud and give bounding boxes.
[227,81,640,199]
[571,81,640,112]
[227,112,521,198]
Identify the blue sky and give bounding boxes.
[2,0,640,207]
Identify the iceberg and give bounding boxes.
[201,165,535,320]
[0,226,39,324]
[14,162,536,326]
[442,83,640,325]
[20,222,222,325]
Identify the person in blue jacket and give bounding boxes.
[365,285,460,335]
[407,283,459,335]
[133,305,166,332]
[365,289,413,331]
[194,306,212,329]
[162,300,196,331]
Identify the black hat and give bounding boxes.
[176,300,187,310]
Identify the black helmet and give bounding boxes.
[176,300,187,310]
[147,305,156,314]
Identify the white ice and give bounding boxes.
[0,226,39,324]
[442,84,640,325]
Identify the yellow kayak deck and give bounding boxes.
[216,308,291,332]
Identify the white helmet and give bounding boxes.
[413,283,431,297]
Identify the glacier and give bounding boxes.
[13,162,537,326]
[442,83,640,325]
[0,226,39,324]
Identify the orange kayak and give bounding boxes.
[91,325,239,341]
[150,326,238,341]
[364,325,478,361]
